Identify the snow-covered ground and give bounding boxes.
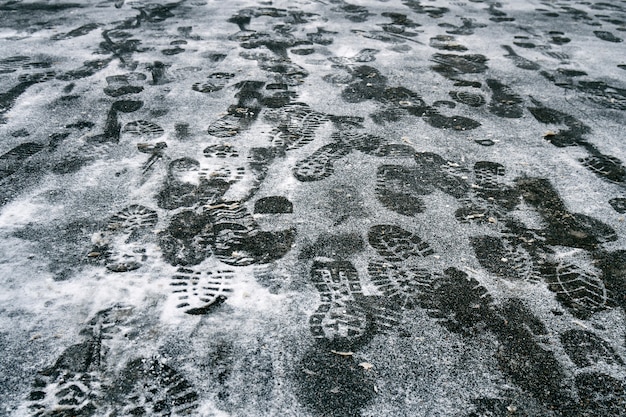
[1,1,625,416]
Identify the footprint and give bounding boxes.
[368,261,438,310]
[594,30,623,43]
[471,236,540,282]
[158,209,214,267]
[104,73,145,97]
[579,153,625,183]
[448,90,485,107]
[375,165,427,216]
[517,177,618,249]
[28,305,135,417]
[208,201,294,266]
[541,262,615,319]
[609,197,626,213]
[429,35,467,52]
[574,372,626,416]
[204,144,238,160]
[28,364,101,417]
[501,45,540,70]
[368,224,434,262]
[491,299,569,410]
[414,152,470,199]
[430,53,489,80]
[293,143,350,182]
[560,330,624,368]
[90,205,158,273]
[157,158,230,210]
[421,267,496,336]
[0,142,45,180]
[111,358,199,416]
[264,103,330,150]
[308,260,370,347]
[170,264,234,315]
[472,161,520,210]
[487,79,524,118]
[122,120,165,138]
[192,72,235,93]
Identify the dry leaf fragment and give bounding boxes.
[359,362,374,371]
[573,319,589,329]
[330,350,353,356]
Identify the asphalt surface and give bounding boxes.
[0,1,625,416]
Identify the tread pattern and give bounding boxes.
[264,103,329,150]
[375,165,427,216]
[368,224,434,262]
[421,268,495,336]
[293,143,350,182]
[107,205,158,232]
[122,120,165,138]
[171,265,234,315]
[560,329,624,368]
[368,261,437,309]
[542,263,615,318]
[90,205,158,273]
[112,358,199,416]
[471,235,540,282]
[309,260,371,346]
